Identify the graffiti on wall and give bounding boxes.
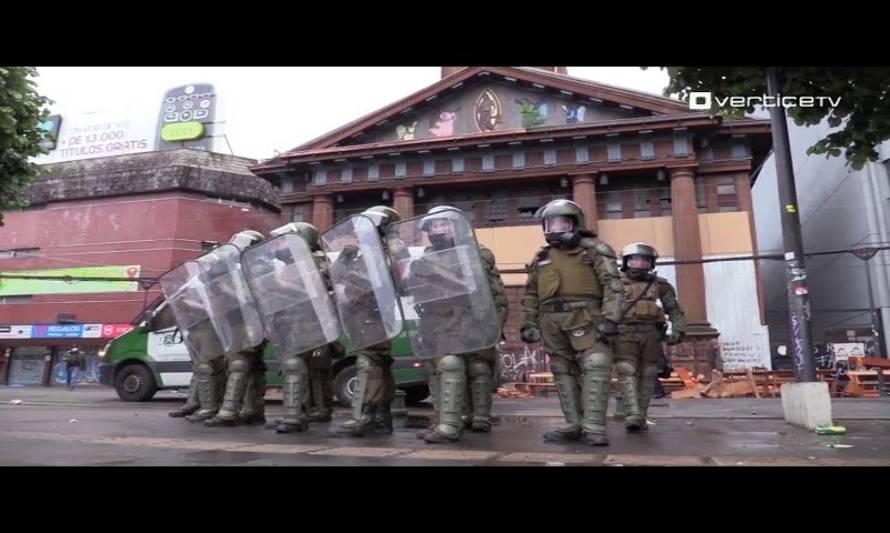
[498,343,550,382]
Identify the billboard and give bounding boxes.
[34,83,225,164]
[0,265,141,296]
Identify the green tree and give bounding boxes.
[649,67,890,170]
[0,67,52,226]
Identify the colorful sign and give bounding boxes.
[0,325,33,339]
[0,323,136,340]
[102,324,135,338]
[0,265,141,296]
[32,108,156,164]
[160,121,204,142]
[33,324,83,338]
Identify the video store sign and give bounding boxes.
[34,109,156,165]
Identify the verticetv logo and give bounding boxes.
[689,91,841,110]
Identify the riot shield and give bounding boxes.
[241,233,341,358]
[321,214,404,351]
[195,243,265,355]
[158,261,225,362]
[385,209,501,358]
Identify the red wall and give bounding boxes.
[0,191,283,325]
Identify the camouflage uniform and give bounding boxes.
[421,245,508,438]
[520,200,623,446]
[330,206,405,438]
[615,271,686,428]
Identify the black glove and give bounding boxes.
[667,331,684,345]
[597,320,619,339]
[520,326,541,344]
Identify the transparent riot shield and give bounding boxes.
[321,214,404,352]
[385,209,501,358]
[195,243,265,355]
[158,261,225,362]
[241,233,341,358]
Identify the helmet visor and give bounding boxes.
[544,215,574,233]
[626,255,652,269]
[428,218,454,236]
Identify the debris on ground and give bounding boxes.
[68,418,79,424]
[816,425,847,435]
[10,399,24,405]
[825,444,853,449]
[496,383,534,399]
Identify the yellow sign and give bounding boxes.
[161,121,205,142]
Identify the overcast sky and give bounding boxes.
[35,67,672,161]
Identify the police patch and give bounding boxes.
[572,328,585,337]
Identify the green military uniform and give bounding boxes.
[203,230,268,427]
[206,342,267,426]
[182,324,229,423]
[330,206,404,438]
[420,245,508,438]
[306,343,334,422]
[615,268,686,428]
[273,246,336,432]
[520,200,624,446]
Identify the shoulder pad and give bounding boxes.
[478,246,496,265]
[580,238,617,259]
[656,276,670,284]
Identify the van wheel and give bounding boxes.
[334,364,358,407]
[114,364,158,402]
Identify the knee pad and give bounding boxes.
[438,354,464,373]
[228,358,249,374]
[468,360,491,379]
[614,360,636,378]
[282,357,307,374]
[196,362,215,377]
[582,351,611,372]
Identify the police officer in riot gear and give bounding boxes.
[615,242,686,430]
[519,199,624,446]
[252,222,338,433]
[329,206,404,438]
[411,206,507,444]
[204,230,269,427]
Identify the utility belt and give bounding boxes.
[540,298,601,313]
[618,322,665,333]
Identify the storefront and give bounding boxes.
[0,323,133,386]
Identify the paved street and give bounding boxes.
[2,386,890,466]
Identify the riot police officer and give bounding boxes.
[204,230,268,427]
[614,242,686,430]
[329,206,404,438]
[519,199,624,446]
[412,206,508,443]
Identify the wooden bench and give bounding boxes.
[844,370,888,398]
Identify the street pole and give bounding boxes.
[766,67,817,382]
